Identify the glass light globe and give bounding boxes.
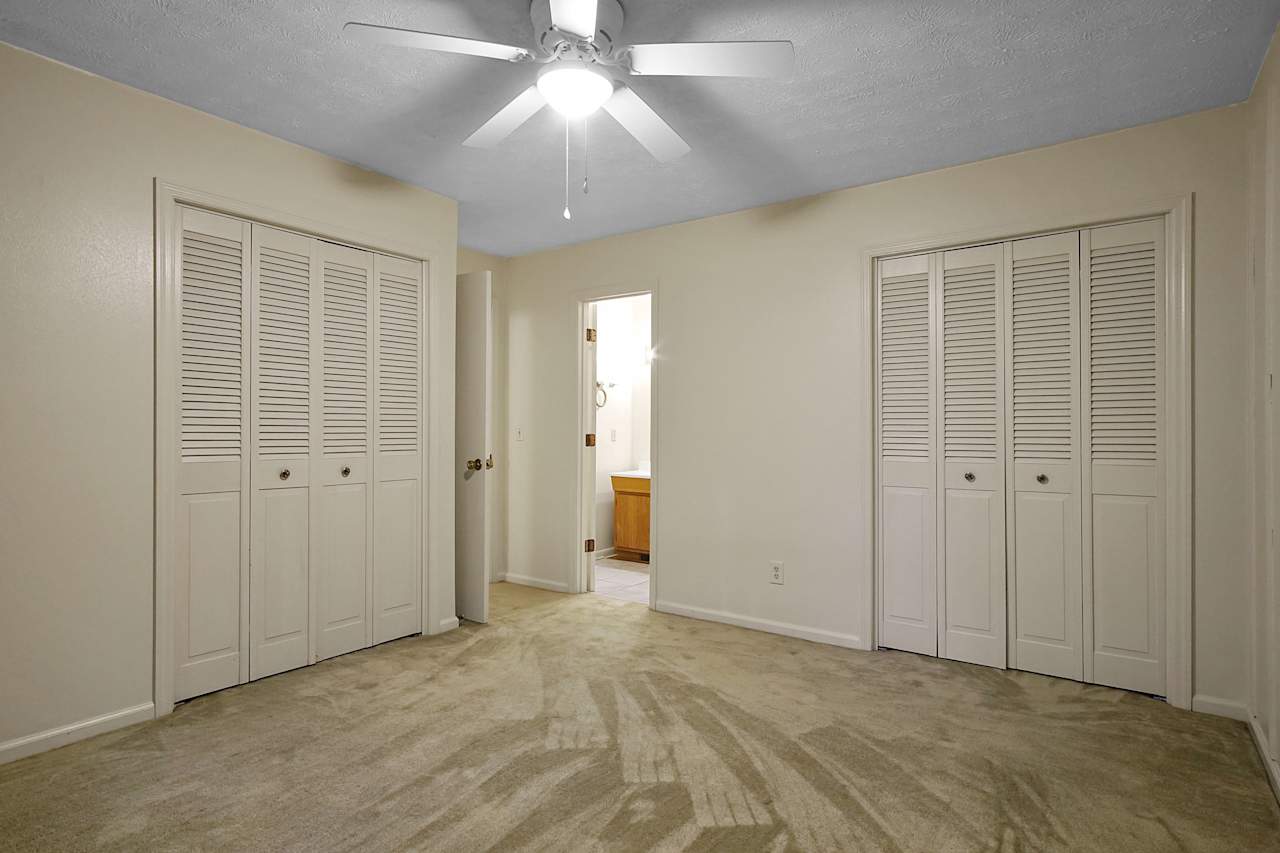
[537,61,614,118]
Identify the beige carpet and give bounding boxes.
[1,583,1277,852]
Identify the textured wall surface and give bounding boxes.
[501,104,1254,708]
[1,0,1276,254]
[0,42,457,750]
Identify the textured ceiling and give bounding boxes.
[2,1,1277,255]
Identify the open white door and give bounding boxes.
[456,272,493,623]
[580,303,598,592]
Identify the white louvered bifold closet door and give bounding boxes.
[875,253,937,656]
[315,242,376,661]
[1005,232,1083,681]
[249,224,319,681]
[938,244,1007,669]
[1083,219,1166,695]
[173,207,252,701]
[372,254,424,643]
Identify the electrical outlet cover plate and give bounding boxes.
[770,561,784,585]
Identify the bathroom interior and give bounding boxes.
[592,293,652,604]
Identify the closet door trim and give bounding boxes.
[155,180,436,717]
[861,194,1192,709]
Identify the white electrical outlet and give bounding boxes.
[770,561,784,585]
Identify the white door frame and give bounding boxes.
[154,179,448,716]
[862,194,1193,709]
[573,283,659,607]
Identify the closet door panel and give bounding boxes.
[939,245,1006,669]
[942,487,1004,666]
[173,207,250,701]
[1006,231,1083,681]
[876,254,937,656]
[1083,220,1165,695]
[316,242,375,660]
[251,479,310,679]
[175,491,242,700]
[1012,491,1082,678]
[249,224,317,680]
[373,254,424,643]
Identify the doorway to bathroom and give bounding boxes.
[578,290,654,605]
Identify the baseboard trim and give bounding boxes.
[1192,694,1251,721]
[1246,712,1280,803]
[504,573,570,593]
[434,617,460,633]
[0,702,154,766]
[594,547,618,559]
[656,600,864,650]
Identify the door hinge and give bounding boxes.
[585,538,596,553]
[585,328,597,343]
[585,433,596,447]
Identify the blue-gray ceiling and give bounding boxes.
[2,1,1277,255]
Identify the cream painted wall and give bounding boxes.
[1246,27,1280,784]
[0,42,458,752]
[503,104,1253,703]
[458,248,510,581]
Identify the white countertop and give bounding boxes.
[611,470,651,479]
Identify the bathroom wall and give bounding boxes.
[593,294,652,552]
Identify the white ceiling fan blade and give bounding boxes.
[627,41,795,78]
[344,22,531,62]
[549,0,598,40]
[463,87,548,149]
[602,87,690,163]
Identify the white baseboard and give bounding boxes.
[656,600,865,650]
[504,573,570,593]
[594,547,617,559]
[1247,712,1280,803]
[0,702,154,766]
[433,617,460,633]
[1192,694,1251,721]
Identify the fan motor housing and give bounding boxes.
[530,0,625,58]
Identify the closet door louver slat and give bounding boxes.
[1083,220,1165,696]
[324,260,372,457]
[256,244,312,457]
[181,231,245,461]
[878,270,931,460]
[1006,232,1083,682]
[377,269,421,454]
[875,253,937,657]
[173,207,252,702]
[942,261,999,462]
[938,245,1006,670]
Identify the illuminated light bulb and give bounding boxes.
[537,60,614,119]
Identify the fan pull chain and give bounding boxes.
[563,120,572,221]
[583,117,589,196]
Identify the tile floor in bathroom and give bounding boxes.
[592,557,650,604]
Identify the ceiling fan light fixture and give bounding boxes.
[537,61,614,118]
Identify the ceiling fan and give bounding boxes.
[344,0,795,163]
